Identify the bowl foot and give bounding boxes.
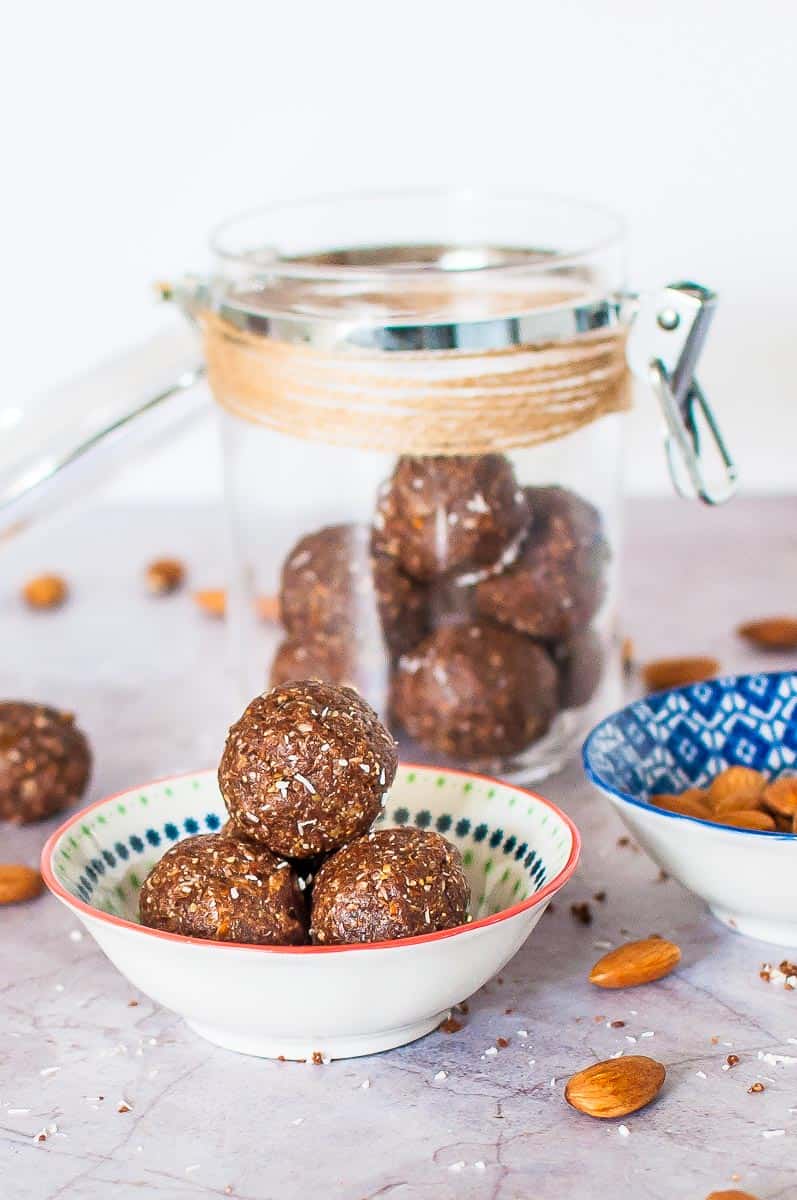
[710,905,797,949]
[185,1012,447,1060]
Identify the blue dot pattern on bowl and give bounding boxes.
[51,768,574,923]
[584,671,797,819]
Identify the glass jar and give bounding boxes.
[0,188,731,784]
[201,190,630,782]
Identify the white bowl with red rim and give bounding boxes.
[42,763,579,1060]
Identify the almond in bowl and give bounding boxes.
[583,671,797,947]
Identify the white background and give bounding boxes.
[3,0,795,501]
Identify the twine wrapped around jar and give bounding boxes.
[200,308,630,456]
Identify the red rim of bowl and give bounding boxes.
[41,763,581,955]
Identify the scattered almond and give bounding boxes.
[590,937,681,989]
[565,1055,666,1119]
[642,656,720,692]
[708,766,766,813]
[145,558,185,595]
[762,776,797,820]
[194,589,227,618]
[737,616,797,650]
[0,864,44,904]
[718,810,776,832]
[22,574,68,611]
[193,589,280,621]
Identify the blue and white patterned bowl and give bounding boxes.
[42,764,579,1060]
[583,671,797,947]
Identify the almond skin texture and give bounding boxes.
[565,1055,666,1119]
[0,864,44,904]
[717,810,776,832]
[590,937,681,989]
[650,792,714,821]
[738,617,797,650]
[762,775,797,819]
[642,656,720,692]
[708,766,767,814]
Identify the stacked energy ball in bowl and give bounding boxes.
[139,681,470,946]
[270,453,610,772]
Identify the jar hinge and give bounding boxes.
[625,282,738,505]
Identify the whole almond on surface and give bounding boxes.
[717,810,776,832]
[565,1055,666,1119]
[737,617,797,650]
[590,937,681,989]
[0,864,44,904]
[194,588,227,617]
[642,656,720,692]
[145,558,185,595]
[650,792,714,821]
[762,775,797,819]
[708,766,766,813]
[706,1192,760,1200]
[22,574,68,610]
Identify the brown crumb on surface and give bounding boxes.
[726,1054,740,1068]
[311,1051,324,1065]
[593,890,607,903]
[621,636,635,677]
[117,1102,132,1113]
[610,1020,626,1028]
[456,1002,469,1015]
[570,901,592,926]
[496,1037,510,1049]
[439,1017,463,1034]
[504,1007,514,1015]
[657,869,670,883]
[780,959,797,976]
[748,1082,765,1094]
[22,573,68,610]
[711,1036,720,1045]
[127,999,138,1007]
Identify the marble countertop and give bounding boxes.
[2,498,797,1200]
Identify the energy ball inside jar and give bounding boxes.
[391,622,558,761]
[554,628,604,709]
[374,454,530,582]
[0,702,91,824]
[219,681,398,858]
[279,523,427,659]
[139,832,307,945]
[311,827,471,945]
[476,485,609,640]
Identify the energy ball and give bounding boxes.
[139,831,307,945]
[373,454,530,582]
[219,681,398,858]
[279,523,427,658]
[391,622,558,761]
[554,628,604,709]
[476,486,609,640]
[270,633,358,690]
[0,701,91,824]
[311,827,471,945]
